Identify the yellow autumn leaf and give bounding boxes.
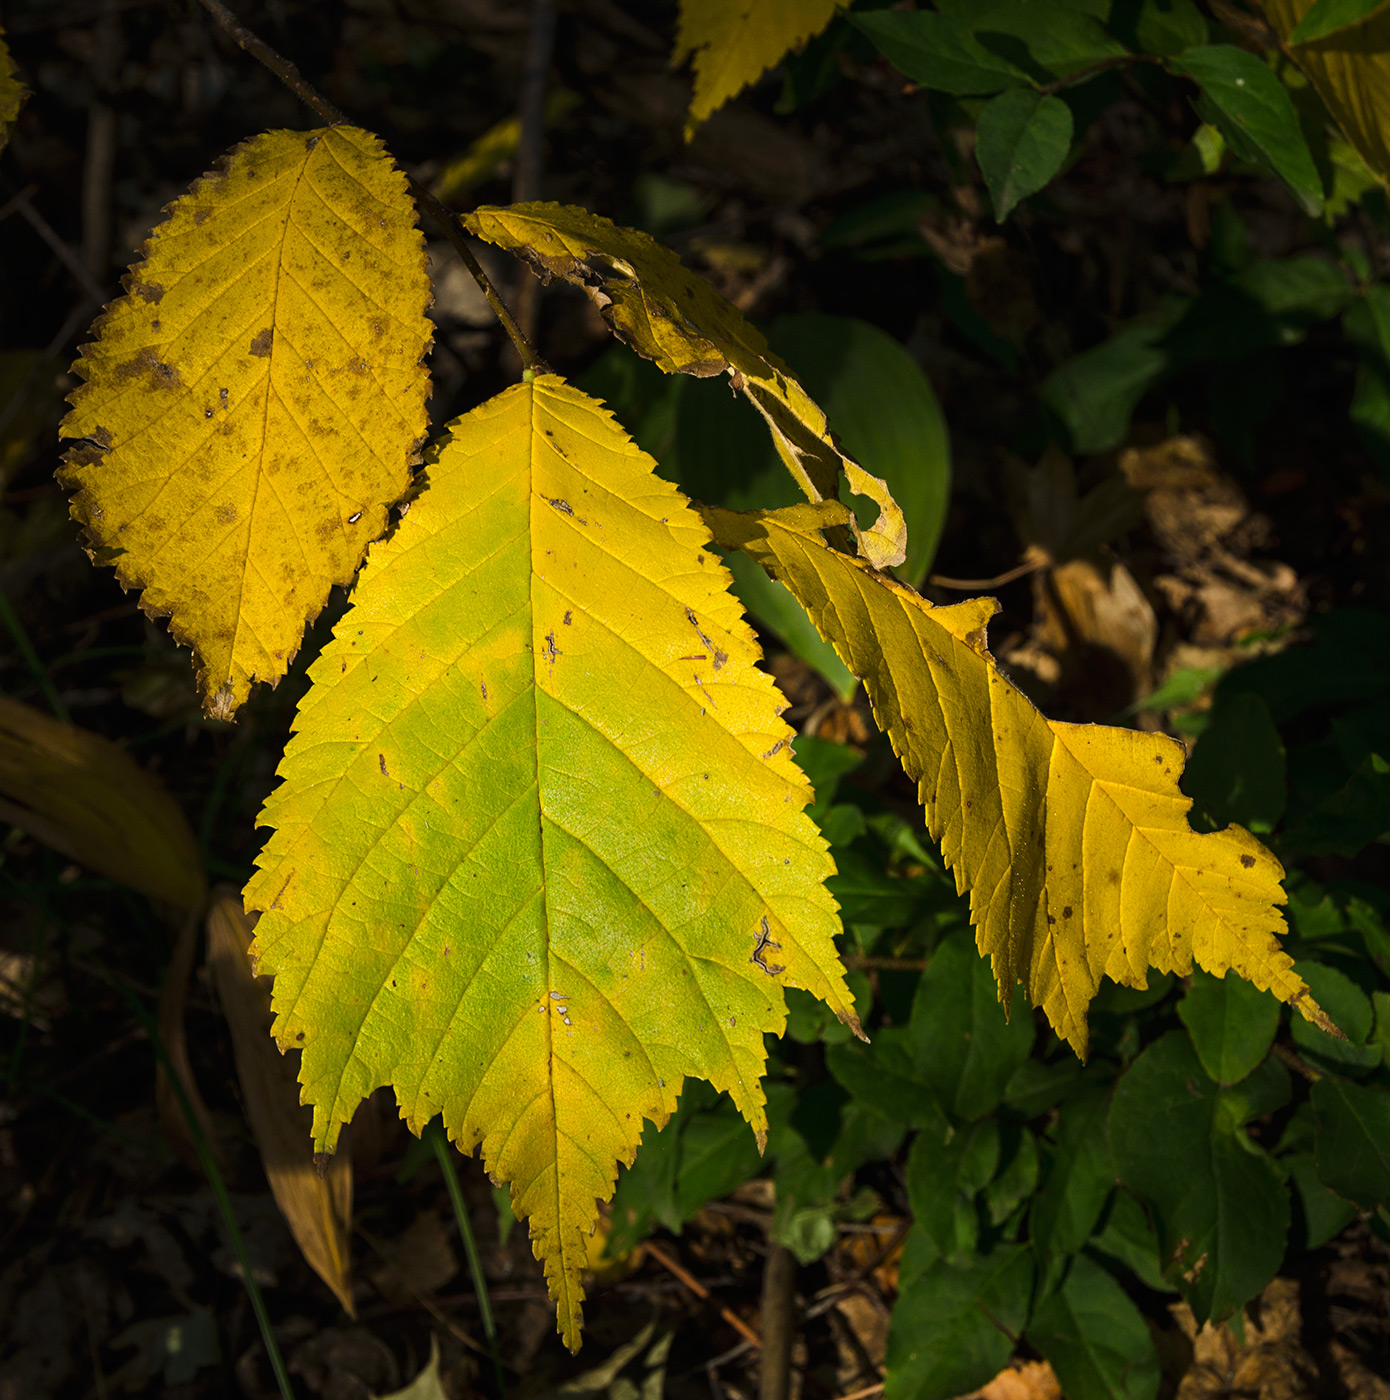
[0,28,25,152]
[244,376,855,1348]
[703,500,1334,1054]
[59,126,433,720]
[674,0,840,135]
[0,694,204,910]
[1263,0,1390,181]
[464,201,907,570]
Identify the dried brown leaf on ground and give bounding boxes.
[206,891,355,1316]
[964,1359,1062,1400]
[1171,1277,1319,1400]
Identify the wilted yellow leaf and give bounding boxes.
[703,500,1333,1054]
[674,0,840,135]
[59,126,432,720]
[0,28,25,152]
[464,201,907,570]
[207,892,355,1315]
[1263,0,1390,181]
[245,377,854,1347]
[0,694,204,910]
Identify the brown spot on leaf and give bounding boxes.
[249,328,274,357]
[214,503,236,525]
[132,281,164,303]
[1240,854,1255,868]
[193,207,211,225]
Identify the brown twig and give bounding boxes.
[7,189,107,305]
[758,1245,797,1400]
[193,0,546,375]
[927,558,1044,592]
[844,955,927,973]
[512,0,557,347]
[644,1239,763,1349]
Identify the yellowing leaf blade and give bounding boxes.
[674,0,841,134]
[1262,0,1390,181]
[703,500,1331,1052]
[59,126,432,719]
[245,377,854,1347]
[0,28,27,152]
[464,201,908,570]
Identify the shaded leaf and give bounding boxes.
[907,1118,1000,1262]
[0,694,204,909]
[244,378,855,1348]
[1290,960,1380,1072]
[910,928,1034,1121]
[884,1243,1034,1400]
[1178,967,1282,1085]
[976,89,1075,221]
[371,1336,447,1400]
[1109,1031,1289,1320]
[464,202,907,569]
[1117,0,1209,54]
[1284,1152,1357,1247]
[59,127,432,719]
[1263,0,1390,181]
[206,892,355,1315]
[1290,0,1390,45]
[702,499,1330,1054]
[851,8,1033,95]
[1311,1078,1390,1208]
[1182,692,1286,834]
[1283,751,1390,858]
[1170,46,1324,214]
[1027,1254,1160,1400]
[1088,1189,1173,1293]
[673,0,839,135]
[1030,1089,1116,1293]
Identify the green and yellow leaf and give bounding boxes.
[464,201,907,570]
[59,126,432,720]
[704,500,1334,1054]
[674,0,841,135]
[0,28,26,152]
[1263,0,1390,181]
[245,376,855,1347]
[0,695,204,911]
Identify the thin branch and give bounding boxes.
[645,1240,763,1349]
[927,557,1044,591]
[193,0,547,374]
[4,186,108,305]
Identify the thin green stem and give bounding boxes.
[116,975,296,1400]
[428,1120,506,1397]
[0,583,70,723]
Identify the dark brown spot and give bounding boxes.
[1062,906,1073,919]
[249,328,274,357]
[1240,854,1255,868]
[132,281,165,303]
[193,207,211,225]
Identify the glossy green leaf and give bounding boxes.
[1178,967,1282,1085]
[1182,692,1286,834]
[1170,46,1324,215]
[1109,1031,1288,1320]
[976,88,1075,221]
[1027,1254,1161,1400]
[910,929,1036,1122]
[884,1244,1034,1400]
[1312,1078,1390,1208]
[1290,0,1390,43]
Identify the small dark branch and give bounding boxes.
[758,1245,798,1400]
[927,557,1044,591]
[194,0,547,373]
[195,0,346,125]
[512,0,558,346]
[1037,53,1155,98]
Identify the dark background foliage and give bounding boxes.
[1,1,1388,1398]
